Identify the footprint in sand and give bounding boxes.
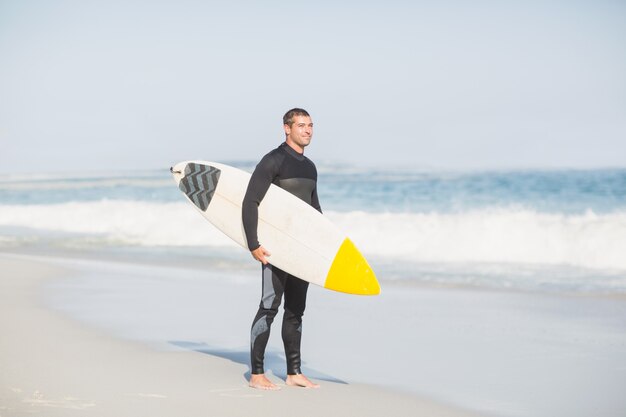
[21,391,96,410]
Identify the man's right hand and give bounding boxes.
[251,246,271,265]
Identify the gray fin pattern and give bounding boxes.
[179,163,221,212]
[262,265,276,309]
[251,315,269,348]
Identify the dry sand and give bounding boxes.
[0,255,479,417]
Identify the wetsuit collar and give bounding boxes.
[281,142,305,161]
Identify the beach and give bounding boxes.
[0,252,484,417]
[2,248,626,417]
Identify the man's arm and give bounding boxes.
[242,155,278,261]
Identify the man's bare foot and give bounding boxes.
[285,373,320,388]
[249,374,281,390]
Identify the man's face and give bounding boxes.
[284,115,313,150]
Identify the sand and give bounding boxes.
[3,250,626,417]
[0,254,479,417]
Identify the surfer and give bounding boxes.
[242,108,321,390]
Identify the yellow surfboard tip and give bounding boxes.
[324,238,381,296]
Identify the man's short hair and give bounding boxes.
[283,108,310,127]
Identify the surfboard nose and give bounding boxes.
[324,238,381,296]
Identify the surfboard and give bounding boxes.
[170,161,380,296]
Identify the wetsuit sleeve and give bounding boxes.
[242,155,278,251]
[311,186,322,213]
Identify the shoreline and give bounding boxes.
[3,244,626,301]
[0,252,481,417]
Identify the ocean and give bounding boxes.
[1,164,625,295]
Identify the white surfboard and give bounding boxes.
[171,161,380,295]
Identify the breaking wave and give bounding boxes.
[1,201,625,271]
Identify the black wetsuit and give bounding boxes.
[242,142,321,375]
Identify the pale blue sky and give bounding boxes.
[1,0,625,174]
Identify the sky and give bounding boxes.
[1,0,625,174]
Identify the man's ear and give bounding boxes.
[283,124,291,136]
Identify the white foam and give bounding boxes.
[328,209,626,271]
[1,201,625,271]
[0,201,236,248]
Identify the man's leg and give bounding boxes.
[282,275,319,388]
[249,264,286,390]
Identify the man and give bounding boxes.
[242,108,321,390]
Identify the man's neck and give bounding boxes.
[285,139,304,154]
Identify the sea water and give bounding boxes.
[1,164,625,295]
